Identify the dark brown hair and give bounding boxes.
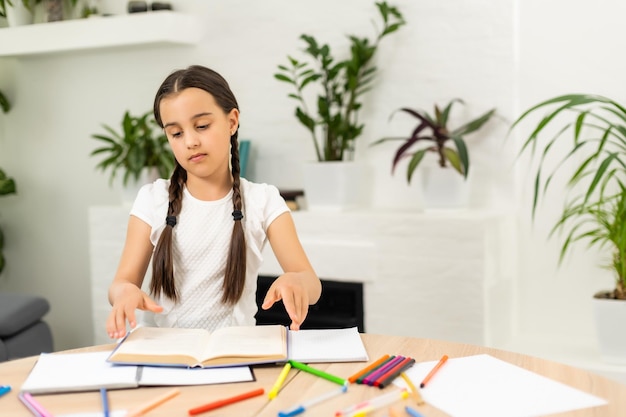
[150,65,246,305]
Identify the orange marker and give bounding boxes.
[188,388,264,415]
[420,354,448,388]
[347,354,390,384]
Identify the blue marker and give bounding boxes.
[0,385,11,397]
[405,405,426,417]
[278,384,348,417]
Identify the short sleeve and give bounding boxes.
[262,184,290,231]
[129,179,169,229]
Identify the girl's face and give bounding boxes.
[160,87,239,184]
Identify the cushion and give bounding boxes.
[0,293,50,337]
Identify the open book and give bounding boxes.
[107,325,368,368]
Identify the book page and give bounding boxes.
[288,327,369,363]
[21,351,138,394]
[201,325,287,363]
[394,354,607,417]
[112,326,211,363]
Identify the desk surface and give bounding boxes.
[1,333,625,417]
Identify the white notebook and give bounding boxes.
[288,327,369,363]
[21,351,254,395]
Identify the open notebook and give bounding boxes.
[20,351,254,395]
[107,325,368,368]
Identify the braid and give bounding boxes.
[222,131,246,304]
[151,163,186,300]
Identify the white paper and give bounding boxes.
[394,354,607,417]
[21,351,138,394]
[288,327,369,363]
[139,365,253,385]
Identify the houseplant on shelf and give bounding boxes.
[372,99,497,208]
[0,168,16,275]
[510,93,626,363]
[274,1,405,210]
[0,0,41,26]
[90,109,175,205]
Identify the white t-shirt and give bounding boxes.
[130,177,289,331]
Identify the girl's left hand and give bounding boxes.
[261,273,310,330]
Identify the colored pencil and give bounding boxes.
[347,354,390,383]
[400,372,425,405]
[188,387,264,415]
[338,389,408,417]
[278,384,347,417]
[288,360,347,386]
[363,355,404,386]
[356,355,395,384]
[420,354,448,388]
[376,357,416,388]
[100,387,110,417]
[269,363,292,399]
[126,388,180,417]
[405,405,427,417]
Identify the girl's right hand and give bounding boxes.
[106,283,163,339]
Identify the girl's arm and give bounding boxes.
[262,212,322,330]
[106,215,163,338]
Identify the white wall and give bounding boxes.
[0,0,619,359]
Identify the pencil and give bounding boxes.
[375,357,415,388]
[188,387,264,415]
[100,387,110,417]
[420,354,448,388]
[20,392,54,417]
[347,354,390,383]
[400,372,425,405]
[269,363,292,399]
[405,405,427,417]
[126,388,180,417]
[288,360,347,386]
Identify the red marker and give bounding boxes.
[188,388,264,415]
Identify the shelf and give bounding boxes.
[0,12,202,57]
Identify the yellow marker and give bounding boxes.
[400,372,425,405]
[268,362,292,400]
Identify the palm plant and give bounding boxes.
[0,90,9,113]
[551,188,626,300]
[511,93,626,299]
[0,168,16,275]
[372,99,496,183]
[90,110,175,187]
[274,1,405,162]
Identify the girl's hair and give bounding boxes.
[150,65,246,305]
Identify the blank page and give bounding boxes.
[288,327,368,363]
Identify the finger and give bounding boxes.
[125,305,137,330]
[141,296,163,313]
[262,288,281,310]
[113,307,127,339]
[106,311,118,338]
[281,291,299,324]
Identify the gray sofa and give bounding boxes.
[0,292,53,361]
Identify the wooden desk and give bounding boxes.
[1,334,625,416]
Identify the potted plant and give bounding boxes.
[0,90,9,113]
[0,168,16,275]
[510,93,626,363]
[0,0,40,26]
[90,109,175,203]
[274,1,405,210]
[372,99,497,208]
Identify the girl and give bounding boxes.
[106,65,321,339]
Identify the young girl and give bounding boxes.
[106,65,321,339]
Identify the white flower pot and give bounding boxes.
[420,165,470,210]
[592,294,626,364]
[5,1,34,26]
[120,167,160,208]
[302,161,371,211]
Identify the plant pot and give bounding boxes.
[5,1,34,26]
[592,292,626,364]
[302,161,371,211]
[120,167,160,207]
[420,165,470,210]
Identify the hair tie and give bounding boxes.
[232,210,243,221]
[166,215,177,227]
